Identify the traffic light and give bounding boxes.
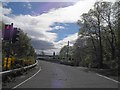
[12,28,20,43]
[3,23,13,41]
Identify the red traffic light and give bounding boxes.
[3,23,13,40]
[5,25,10,30]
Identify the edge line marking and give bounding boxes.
[96,73,120,84]
[12,67,41,89]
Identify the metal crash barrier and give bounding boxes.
[0,60,38,82]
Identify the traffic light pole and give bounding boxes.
[6,39,12,70]
[3,23,14,70]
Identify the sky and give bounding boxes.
[1,0,116,55]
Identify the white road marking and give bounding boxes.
[12,67,42,89]
[96,73,120,84]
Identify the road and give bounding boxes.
[11,60,119,88]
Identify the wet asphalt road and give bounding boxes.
[13,60,119,88]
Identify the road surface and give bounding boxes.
[11,60,119,88]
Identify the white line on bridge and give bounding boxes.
[12,67,42,89]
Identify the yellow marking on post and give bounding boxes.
[4,58,7,68]
[11,57,15,64]
[7,58,12,69]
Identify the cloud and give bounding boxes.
[24,2,32,9]
[52,33,78,54]
[0,3,12,21]
[97,0,117,3]
[55,33,78,47]
[0,0,82,2]
[52,26,65,30]
[2,2,9,7]
[0,4,12,21]
[27,3,32,9]
[2,7,12,15]
[2,0,115,55]
[2,0,96,40]
[0,3,2,21]
[30,38,55,50]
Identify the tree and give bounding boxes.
[13,31,30,57]
[75,1,118,69]
[2,26,36,68]
[113,1,120,69]
[59,45,73,60]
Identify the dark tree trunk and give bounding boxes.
[98,13,103,68]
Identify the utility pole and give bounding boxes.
[53,52,55,59]
[66,41,69,61]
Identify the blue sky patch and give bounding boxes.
[50,23,79,42]
[3,2,74,15]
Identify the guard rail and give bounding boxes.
[0,60,38,75]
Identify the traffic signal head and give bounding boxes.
[3,23,13,41]
[5,25,10,30]
[12,28,20,43]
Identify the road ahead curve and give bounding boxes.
[13,60,119,88]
